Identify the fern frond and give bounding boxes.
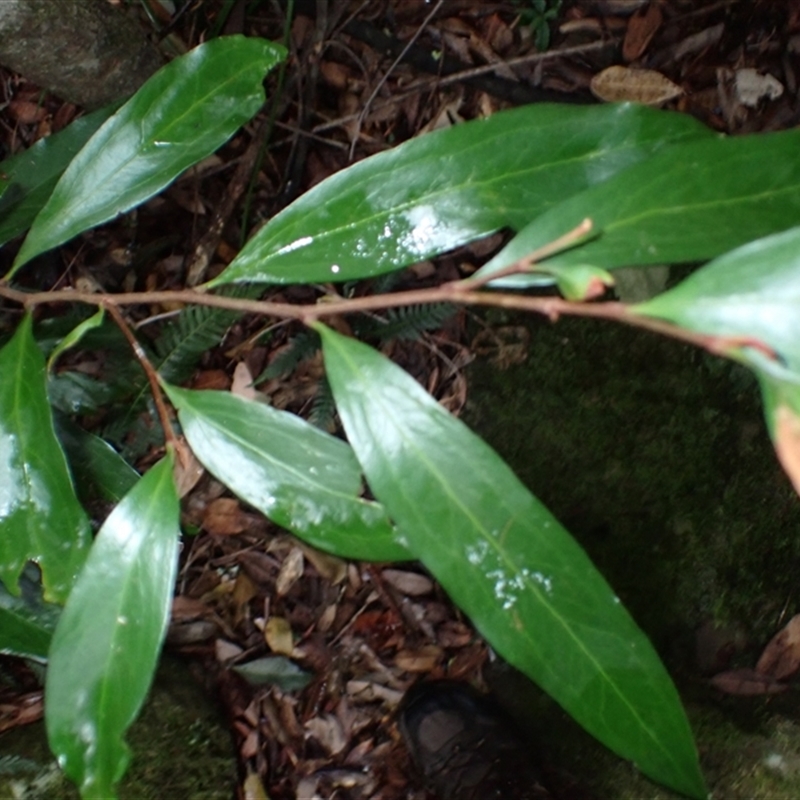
[357,303,456,343]
[308,377,336,432]
[256,329,320,383]
[154,284,262,384]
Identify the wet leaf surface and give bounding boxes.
[317,323,706,800]
[477,129,800,287]
[164,384,408,562]
[45,454,179,799]
[0,315,91,604]
[10,37,286,275]
[209,103,709,287]
[635,226,800,371]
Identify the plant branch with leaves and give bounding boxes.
[3,33,800,800]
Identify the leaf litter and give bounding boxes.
[2,0,800,797]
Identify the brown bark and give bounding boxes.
[0,0,165,109]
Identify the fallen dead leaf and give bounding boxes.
[394,644,444,673]
[735,68,784,108]
[756,613,800,680]
[8,100,46,124]
[173,442,205,498]
[191,369,231,390]
[265,616,295,656]
[774,405,800,496]
[203,497,250,535]
[710,668,788,696]
[276,547,305,597]
[300,543,347,585]
[381,569,434,597]
[591,65,683,105]
[231,360,258,400]
[623,3,663,62]
[305,713,347,755]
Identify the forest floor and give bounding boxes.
[1,1,800,798]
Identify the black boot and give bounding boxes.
[398,680,554,800]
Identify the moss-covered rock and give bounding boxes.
[0,656,234,800]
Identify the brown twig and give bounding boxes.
[453,219,594,291]
[0,276,776,362]
[102,302,181,452]
[348,0,445,160]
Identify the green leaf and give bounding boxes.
[233,656,312,690]
[208,103,710,287]
[316,324,706,800]
[163,385,409,562]
[0,314,91,603]
[0,566,60,660]
[0,104,116,247]
[634,226,800,371]
[54,414,140,505]
[475,127,800,287]
[9,36,286,275]
[47,308,105,372]
[45,454,180,800]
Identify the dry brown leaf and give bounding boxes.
[395,644,444,673]
[710,668,788,696]
[299,543,347,585]
[623,3,663,62]
[191,369,230,391]
[203,497,249,535]
[774,405,800,496]
[276,547,305,597]
[231,361,258,400]
[173,442,205,498]
[591,65,683,105]
[215,638,243,662]
[756,613,800,680]
[381,569,434,597]
[265,616,295,656]
[304,714,347,755]
[8,100,46,124]
[171,595,212,621]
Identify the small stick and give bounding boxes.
[103,302,180,453]
[453,218,594,291]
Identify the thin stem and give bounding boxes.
[453,219,594,291]
[103,303,180,451]
[0,279,775,361]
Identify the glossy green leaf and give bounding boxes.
[209,103,710,287]
[635,226,800,371]
[163,385,409,561]
[0,315,91,603]
[46,454,179,800]
[0,105,116,247]
[47,307,105,371]
[317,324,705,800]
[54,414,139,505]
[0,566,60,660]
[9,36,286,275]
[476,127,800,287]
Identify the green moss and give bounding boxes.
[0,656,234,800]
